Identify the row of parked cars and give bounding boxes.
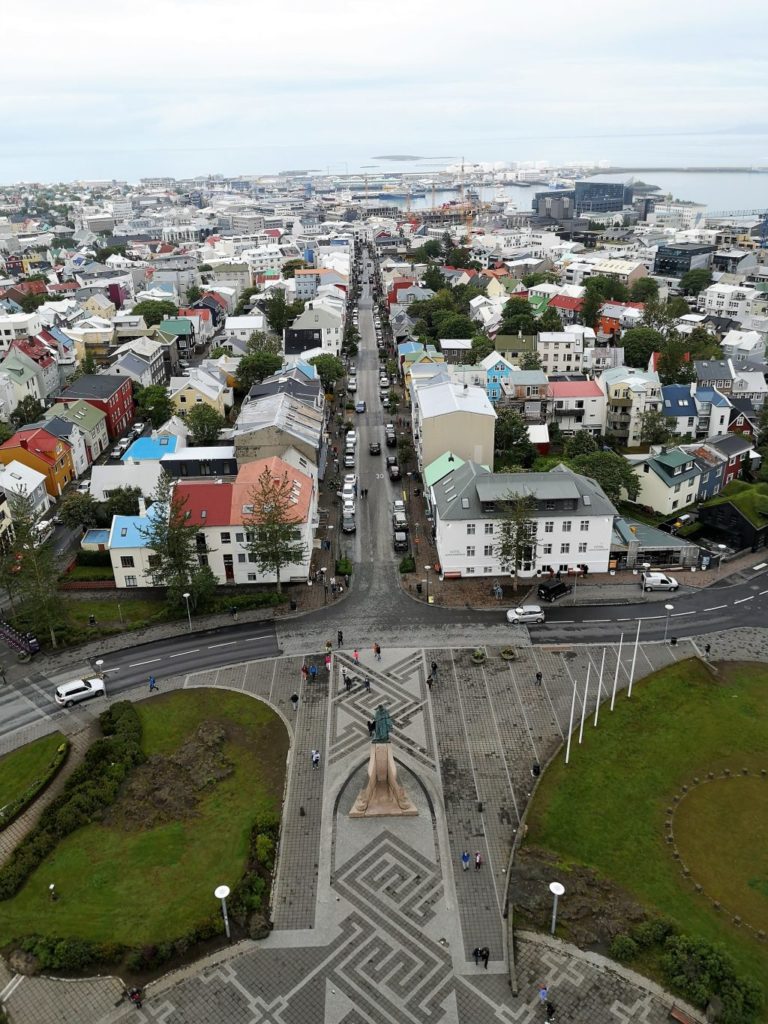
[109,420,146,460]
[392,498,409,552]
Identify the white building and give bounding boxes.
[0,461,50,519]
[701,283,759,322]
[224,314,267,341]
[431,462,616,580]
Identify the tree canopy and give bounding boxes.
[679,268,712,295]
[131,300,179,326]
[500,297,537,336]
[571,450,640,503]
[243,467,307,593]
[134,384,174,428]
[10,396,45,428]
[621,327,663,369]
[264,290,304,334]
[308,354,345,392]
[494,409,535,467]
[629,277,660,302]
[186,404,226,446]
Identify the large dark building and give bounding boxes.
[653,243,715,277]
[531,190,575,220]
[574,181,632,214]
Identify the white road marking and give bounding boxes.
[752,562,767,570]
[733,596,753,604]
[129,658,161,667]
[170,649,199,658]
[208,641,237,649]
[760,590,768,596]
[672,610,695,617]
[704,605,727,612]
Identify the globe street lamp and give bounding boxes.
[717,543,727,578]
[183,592,192,632]
[424,565,432,603]
[214,884,231,940]
[664,603,674,644]
[549,881,565,935]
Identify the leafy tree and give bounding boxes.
[641,296,684,333]
[198,263,212,272]
[0,422,14,444]
[281,259,307,278]
[657,336,696,385]
[471,335,495,363]
[445,247,477,269]
[423,264,444,292]
[243,466,307,593]
[10,396,45,428]
[397,435,415,471]
[103,486,142,517]
[580,288,603,331]
[236,351,283,393]
[584,275,630,303]
[264,290,304,334]
[621,327,663,369]
[233,285,261,316]
[639,409,675,446]
[679,268,712,295]
[522,272,559,288]
[1,492,61,646]
[134,384,174,428]
[434,312,476,339]
[571,450,640,503]
[131,300,179,326]
[537,307,563,332]
[500,297,537,336]
[686,325,721,360]
[186,404,226,446]
[495,492,537,588]
[440,231,454,260]
[185,284,202,304]
[563,432,599,459]
[209,345,229,358]
[494,408,535,466]
[309,354,345,392]
[57,491,100,529]
[629,277,660,302]
[666,296,691,318]
[94,244,127,263]
[19,293,47,314]
[138,474,212,610]
[520,351,543,371]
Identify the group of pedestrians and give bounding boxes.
[460,850,483,871]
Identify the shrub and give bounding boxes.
[336,557,353,576]
[254,834,274,868]
[630,918,676,949]
[399,555,415,574]
[609,933,639,962]
[19,935,103,971]
[75,550,112,567]
[661,934,763,1021]
[0,740,69,830]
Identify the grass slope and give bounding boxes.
[0,733,65,812]
[525,658,768,985]
[0,690,287,946]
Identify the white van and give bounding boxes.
[640,571,679,592]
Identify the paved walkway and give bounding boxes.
[0,636,720,1024]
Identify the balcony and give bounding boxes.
[609,398,632,409]
[553,407,584,420]
[608,414,631,427]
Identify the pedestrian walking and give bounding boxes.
[301,663,309,684]
[363,675,371,692]
[481,947,489,970]
[538,984,549,1004]
[311,749,320,770]
[704,643,711,658]
[472,947,480,966]
[325,653,331,673]
[461,850,470,871]
[431,660,438,678]
[353,648,360,664]
[546,1001,556,1021]
[344,669,351,692]
[535,671,543,687]
[426,673,433,691]
[290,692,299,711]
[474,851,482,870]
[337,629,343,648]
[148,675,159,692]
[309,663,318,683]
[367,719,375,737]
[345,574,350,588]
[373,642,381,661]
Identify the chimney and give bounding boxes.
[19,438,28,450]
[138,497,147,516]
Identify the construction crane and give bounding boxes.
[706,208,768,247]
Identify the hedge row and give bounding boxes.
[0,741,69,832]
[228,809,280,925]
[0,703,145,901]
[609,920,763,1024]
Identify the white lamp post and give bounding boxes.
[95,659,104,678]
[183,592,192,632]
[215,884,231,940]
[664,602,674,644]
[717,543,727,577]
[549,881,565,935]
[424,565,432,602]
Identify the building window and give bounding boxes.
[578,542,587,553]
[124,575,137,588]
[247,572,257,581]
[238,553,246,563]
[544,521,554,533]
[466,546,475,557]
[120,556,135,568]
[483,545,493,556]
[221,532,231,543]
[580,520,589,531]
[484,523,494,534]
[562,521,572,532]
[542,543,552,555]
[560,543,570,554]
[465,567,475,574]
[466,523,475,535]
[483,566,493,573]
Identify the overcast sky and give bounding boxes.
[2,0,767,182]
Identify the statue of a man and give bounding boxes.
[372,705,393,743]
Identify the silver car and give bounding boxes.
[506,605,545,625]
[54,677,106,707]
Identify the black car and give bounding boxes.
[537,578,574,602]
[388,463,401,481]
[342,515,356,534]
[369,441,381,455]
[385,433,397,448]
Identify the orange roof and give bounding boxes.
[231,457,312,525]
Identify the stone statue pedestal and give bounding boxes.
[349,742,418,818]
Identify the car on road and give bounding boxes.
[392,499,405,514]
[133,421,146,435]
[640,571,679,592]
[344,453,355,468]
[342,515,356,533]
[393,531,409,552]
[342,498,356,516]
[392,511,408,531]
[388,463,401,481]
[110,446,123,459]
[54,677,106,707]
[75,480,90,494]
[355,400,366,413]
[506,605,546,625]
[385,432,397,449]
[342,483,356,502]
[369,440,381,455]
[537,578,573,602]
[347,379,357,393]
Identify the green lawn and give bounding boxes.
[0,733,65,811]
[525,658,768,988]
[64,597,167,629]
[0,690,288,946]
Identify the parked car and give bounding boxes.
[506,605,546,625]
[369,440,381,455]
[344,453,355,468]
[386,433,397,449]
[392,499,405,514]
[392,511,408,531]
[347,379,357,393]
[133,421,146,434]
[342,483,356,502]
[537,578,573,602]
[110,446,123,459]
[342,515,356,534]
[388,463,401,481]
[342,498,355,516]
[355,400,366,413]
[393,531,409,552]
[75,480,90,494]
[640,571,679,592]
[54,677,106,707]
